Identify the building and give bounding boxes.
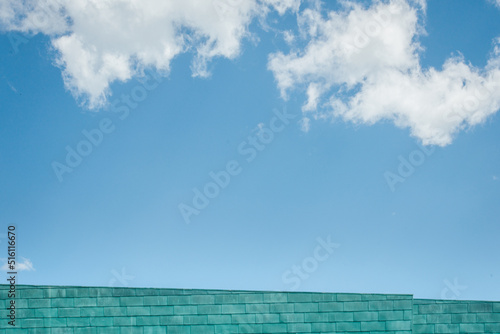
[1,284,500,333]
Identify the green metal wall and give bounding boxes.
[1,285,499,333]
[413,299,500,333]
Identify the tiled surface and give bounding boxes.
[0,285,498,333]
[413,299,500,333]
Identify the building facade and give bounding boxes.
[1,285,500,333]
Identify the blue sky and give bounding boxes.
[1,0,500,301]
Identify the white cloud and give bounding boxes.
[262,0,300,15]
[299,116,310,132]
[0,0,299,108]
[283,30,296,45]
[268,0,500,146]
[1,257,35,271]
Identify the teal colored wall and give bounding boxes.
[0,285,499,333]
[413,299,500,333]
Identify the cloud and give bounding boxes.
[1,257,35,271]
[262,0,300,15]
[0,0,299,109]
[268,0,500,146]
